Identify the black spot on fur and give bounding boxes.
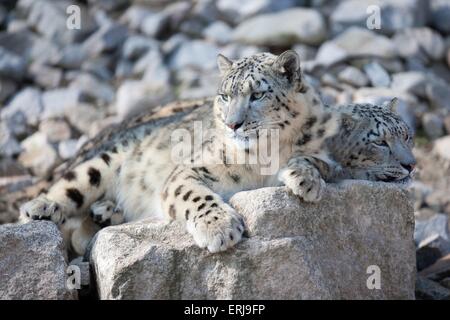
[169,205,176,219]
[296,134,312,146]
[192,196,201,202]
[210,203,218,208]
[174,185,183,197]
[88,167,101,187]
[198,203,206,211]
[63,171,76,181]
[66,188,84,208]
[185,209,190,220]
[183,190,193,201]
[228,173,241,183]
[304,116,317,129]
[205,195,213,201]
[101,153,111,166]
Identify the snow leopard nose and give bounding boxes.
[401,163,415,173]
[226,121,244,131]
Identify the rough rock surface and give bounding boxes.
[90,181,415,300]
[0,221,77,300]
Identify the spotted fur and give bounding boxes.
[20,51,340,255]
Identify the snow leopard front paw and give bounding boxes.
[187,203,245,253]
[20,196,65,225]
[90,200,124,228]
[280,167,325,202]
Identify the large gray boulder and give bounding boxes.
[0,221,77,300]
[90,181,415,300]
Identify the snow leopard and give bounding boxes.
[20,50,340,255]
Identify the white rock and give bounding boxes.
[337,66,369,87]
[0,78,17,103]
[331,0,429,35]
[203,21,232,45]
[363,61,391,87]
[169,40,219,70]
[90,181,415,299]
[38,119,72,143]
[217,0,300,24]
[433,136,450,162]
[0,123,22,157]
[315,27,396,67]
[393,27,445,61]
[0,221,77,300]
[232,8,327,46]
[18,132,59,177]
[58,139,80,160]
[2,87,43,126]
[422,113,445,140]
[41,88,84,120]
[115,80,172,120]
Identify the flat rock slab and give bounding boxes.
[90,180,415,299]
[0,221,77,300]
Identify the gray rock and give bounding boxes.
[363,61,391,87]
[122,35,158,60]
[1,87,43,126]
[90,181,415,299]
[58,139,80,160]
[0,77,17,103]
[390,71,428,97]
[50,45,88,69]
[433,136,450,163]
[315,27,396,67]
[232,8,327,46]
[87,0,129,12]
[169,40,219,71]
[337,66,369,87]
[39,119,72,143]
[82,22,128,57]
[115,79,172,120]
[119,5,154,31]
[415,213,450,257]
[422,113,445,139]
[292,44,317,62]
[0,123,22,157]
[64,103,106,135]
[203,21,232,45]
[426,79,450,111]
[18,132,59,177]
[393,27,445,62]
[416,276,450,300]
[430,0,450,34]
[416,235,444,271]
[18,0,95,45]
[330,0,429,35]
[140,2,191,38]
[28,62,63,89]
[41,88,84,120]
[217,0,301,25]
[0,47,26,81]
[69,73,115,105]
[0,221,77,300]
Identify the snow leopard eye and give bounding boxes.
[373,140,388,147]
[250,92,265,102]
[219,94,229,102]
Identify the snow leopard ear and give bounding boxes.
[341,113,357,131]
[217,54,233,76]
[383,97,399,113]
[272,50,301,81]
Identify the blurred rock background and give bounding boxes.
[0,0,449,299]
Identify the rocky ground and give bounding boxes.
[1,0,450,299]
